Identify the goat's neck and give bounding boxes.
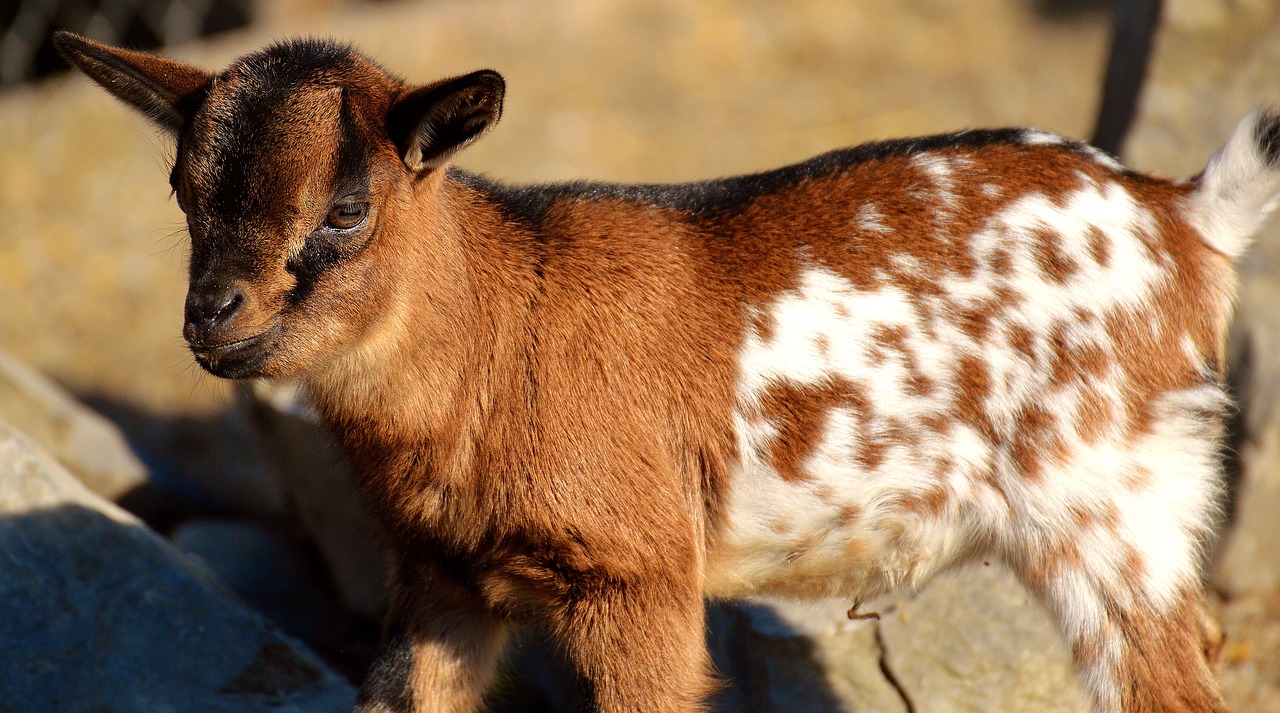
[304,171,537,486]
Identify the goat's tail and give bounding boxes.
[1188,108,1280,260]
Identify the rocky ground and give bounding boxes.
[2,0,1279,710]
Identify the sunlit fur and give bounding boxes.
[56,31,1280,713]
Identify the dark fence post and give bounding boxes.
[1090,0,1163,157]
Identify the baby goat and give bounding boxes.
[56,32,1280,713]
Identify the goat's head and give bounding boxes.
[54,32,504,379]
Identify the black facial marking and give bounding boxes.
[335,89,372,198]
[180,44,378,308]
[288,231,351,304]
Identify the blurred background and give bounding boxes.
[1,0,1279,711]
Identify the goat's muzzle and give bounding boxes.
[183,281,275,379]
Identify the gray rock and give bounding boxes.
[710,599,908,713]
[0,422,356,712]
[95,397,287,523]
[170,518,352,647]
[244,379,390,618]
[508,575,1083,713]
[0,349,146,500]
[878,565,1089,713]
[705,566,1089,713]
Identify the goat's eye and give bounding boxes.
[325,202,368,230]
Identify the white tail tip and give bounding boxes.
[1189,108,1280,260]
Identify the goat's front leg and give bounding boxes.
[548,577,716,713]
[357,558,508,713]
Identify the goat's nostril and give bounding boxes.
[187,284,247,330]
[215,291,244,321]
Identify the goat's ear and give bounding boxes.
[388,70,505,172]
[52,31,212,135]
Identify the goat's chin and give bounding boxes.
[189,330,289,380]
[192,348,272,380]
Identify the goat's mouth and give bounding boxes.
[189,328,276,379]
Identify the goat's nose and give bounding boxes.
[185,283,246,334]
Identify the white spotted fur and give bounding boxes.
[712,174,1189,598]
[704,125,1278,711]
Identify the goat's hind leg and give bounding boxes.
[1007,443,1229,710]
[1046,574,1229,713]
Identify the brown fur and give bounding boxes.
[1114,589,1229,713]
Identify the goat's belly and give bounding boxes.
[702,440,983,602]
